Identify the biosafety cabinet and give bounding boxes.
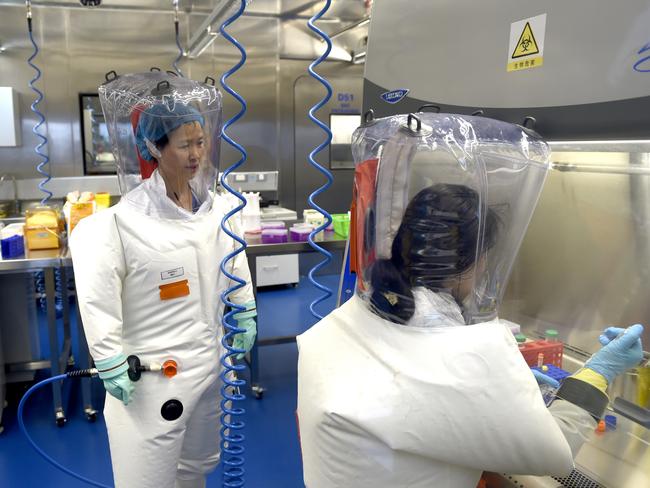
[364,1,650,487]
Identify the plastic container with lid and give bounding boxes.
[332,213,350,238]
[1,222,24,239]
[261,221,286,230]
[303,209,324,227]
[261,229,288,244]
[290,225,311,242]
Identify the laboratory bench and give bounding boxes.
[0,247,94,426]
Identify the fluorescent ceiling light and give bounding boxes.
[187,0,239,59]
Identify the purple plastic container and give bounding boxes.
[290,226,311,242]
[261,229,288,244]
[261,221,286,230]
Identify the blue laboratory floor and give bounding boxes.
[0,274,340,488]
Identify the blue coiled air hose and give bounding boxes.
[306,0,334,320]
[172,0,184,76]
[27,3,59,314]
[18,372,111,488]
[26,3,52,205]
[218,1,249,487]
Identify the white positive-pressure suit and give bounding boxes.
[70,170,254,488]
[297,292,596,488]
[297,113,599,488]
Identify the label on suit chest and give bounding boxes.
[161,267,185,280]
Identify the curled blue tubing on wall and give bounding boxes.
[27,17,52,205]
[306,0,334,320]
[18,374,112,488]
[218,1,248,487]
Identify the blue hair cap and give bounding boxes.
[135,103,204,161]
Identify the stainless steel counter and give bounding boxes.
[488,407,650,487]
[0,248,65,272]
[243,231,347,256]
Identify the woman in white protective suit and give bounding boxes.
[297,113,644,488]
[69,72,256,488]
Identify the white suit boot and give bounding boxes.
[174,476,206,488]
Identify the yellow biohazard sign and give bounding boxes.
[512,23,539,58]
[507,14,546,72]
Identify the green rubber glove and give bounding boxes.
[233,301,257,360]
[95,354,135,405]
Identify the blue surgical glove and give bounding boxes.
[532,369,560,389]
[95,354,135,405]
[585,324,645,385]
[233,301,257,360]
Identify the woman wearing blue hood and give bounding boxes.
[69,72,256,488]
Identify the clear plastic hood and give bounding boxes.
[351,113,550,325]
[99,72,222,217]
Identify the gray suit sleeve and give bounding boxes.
[549,399,597,458]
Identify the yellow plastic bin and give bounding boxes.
[332,213,350,238]
[25,207,60,250]
[95,192,111,210]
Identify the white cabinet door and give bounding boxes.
[256,254,299,287]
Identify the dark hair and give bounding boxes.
[154,133,170,152]
[369,184,500,324]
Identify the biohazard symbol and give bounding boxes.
[512,22,539,58]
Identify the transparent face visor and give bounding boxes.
[353,114,550,325]
[98,72,222,216]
